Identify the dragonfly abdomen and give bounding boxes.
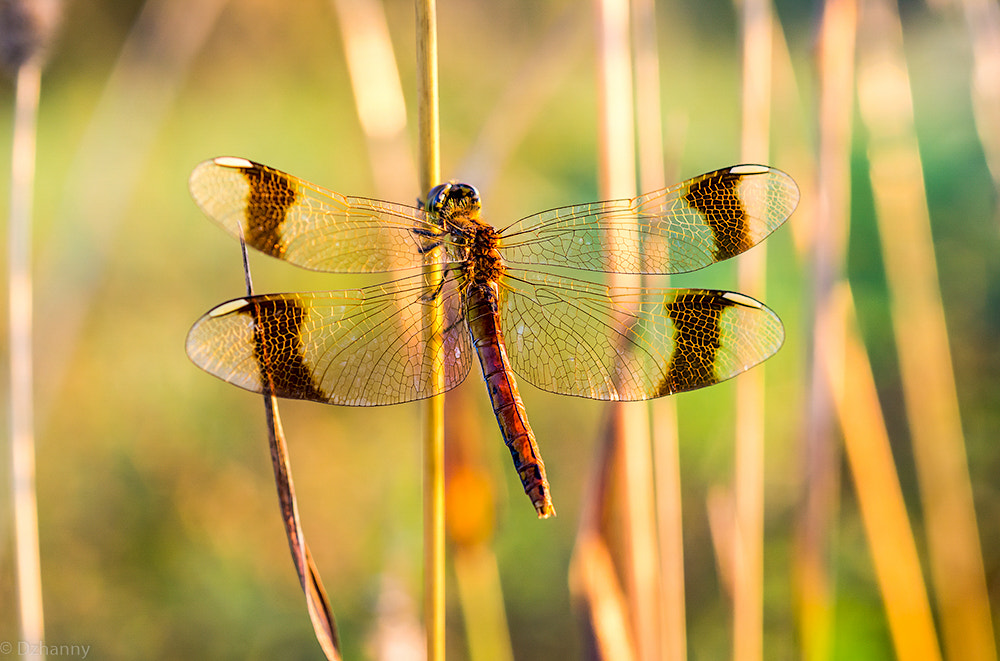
[466,284,555,518]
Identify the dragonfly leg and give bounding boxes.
[420,267,452,303]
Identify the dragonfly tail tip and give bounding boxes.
[535,502,556,519]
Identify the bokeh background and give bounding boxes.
[0,0,998,659]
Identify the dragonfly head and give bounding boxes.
[426,181,481,220]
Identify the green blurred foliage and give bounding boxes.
[0,0,995,659]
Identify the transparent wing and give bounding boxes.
[497,270,784,400]
[186,271,471,406]
[189,157,454,273]
[498,165,798,274]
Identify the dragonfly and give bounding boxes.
[186,156,798,518]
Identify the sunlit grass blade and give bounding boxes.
[857,0,997,657]
[822,284,941,661]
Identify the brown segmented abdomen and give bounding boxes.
[465,283,555,518]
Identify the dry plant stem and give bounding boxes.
[798,0,855,657]
[594,0,660,658]
[263,393,342,661]
[570,411,638,661]
[331,0,418,204]
[415,1,445,659]
[857,1,996,657]
[9,58,44,657]
[631,0,686,657]
[573,533,639,661]
[822,285,942,661]
[956,0,1000,204]
[649,403,685,661]
[769,14,816,259]
[734,0,772,659]
[238,230,341,660]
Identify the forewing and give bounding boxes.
[189,157,448,273]
[498,165,798,274]
[186,272,471,406]
[498,271,784,400]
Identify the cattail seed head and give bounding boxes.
[0,0,61,71]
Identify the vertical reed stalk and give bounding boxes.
[631,0,686,658]
[797,1,855,657]
[9,56,45,660]
[595,0,660,658]
[330,0,417,204]
[857,0,996,657]
[415,1,445,659]
[734,1,772,659]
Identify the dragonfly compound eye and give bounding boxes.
[425,183,452,212]
[426,182,481,217]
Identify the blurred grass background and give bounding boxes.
[0,0,998,658]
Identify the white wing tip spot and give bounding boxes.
[209,298,251,316]
[214,156,254,169]
[729,164,770,175]
[722,291,762,308]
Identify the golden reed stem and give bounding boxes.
[797,1,856,656]
[9,58,45,659]
[631,0,687,657]
[735,0,772,659]
[416,1,445,659]
[595,0,660,658]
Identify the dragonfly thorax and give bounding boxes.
[426,181,503,285]
[467,223,504,286]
